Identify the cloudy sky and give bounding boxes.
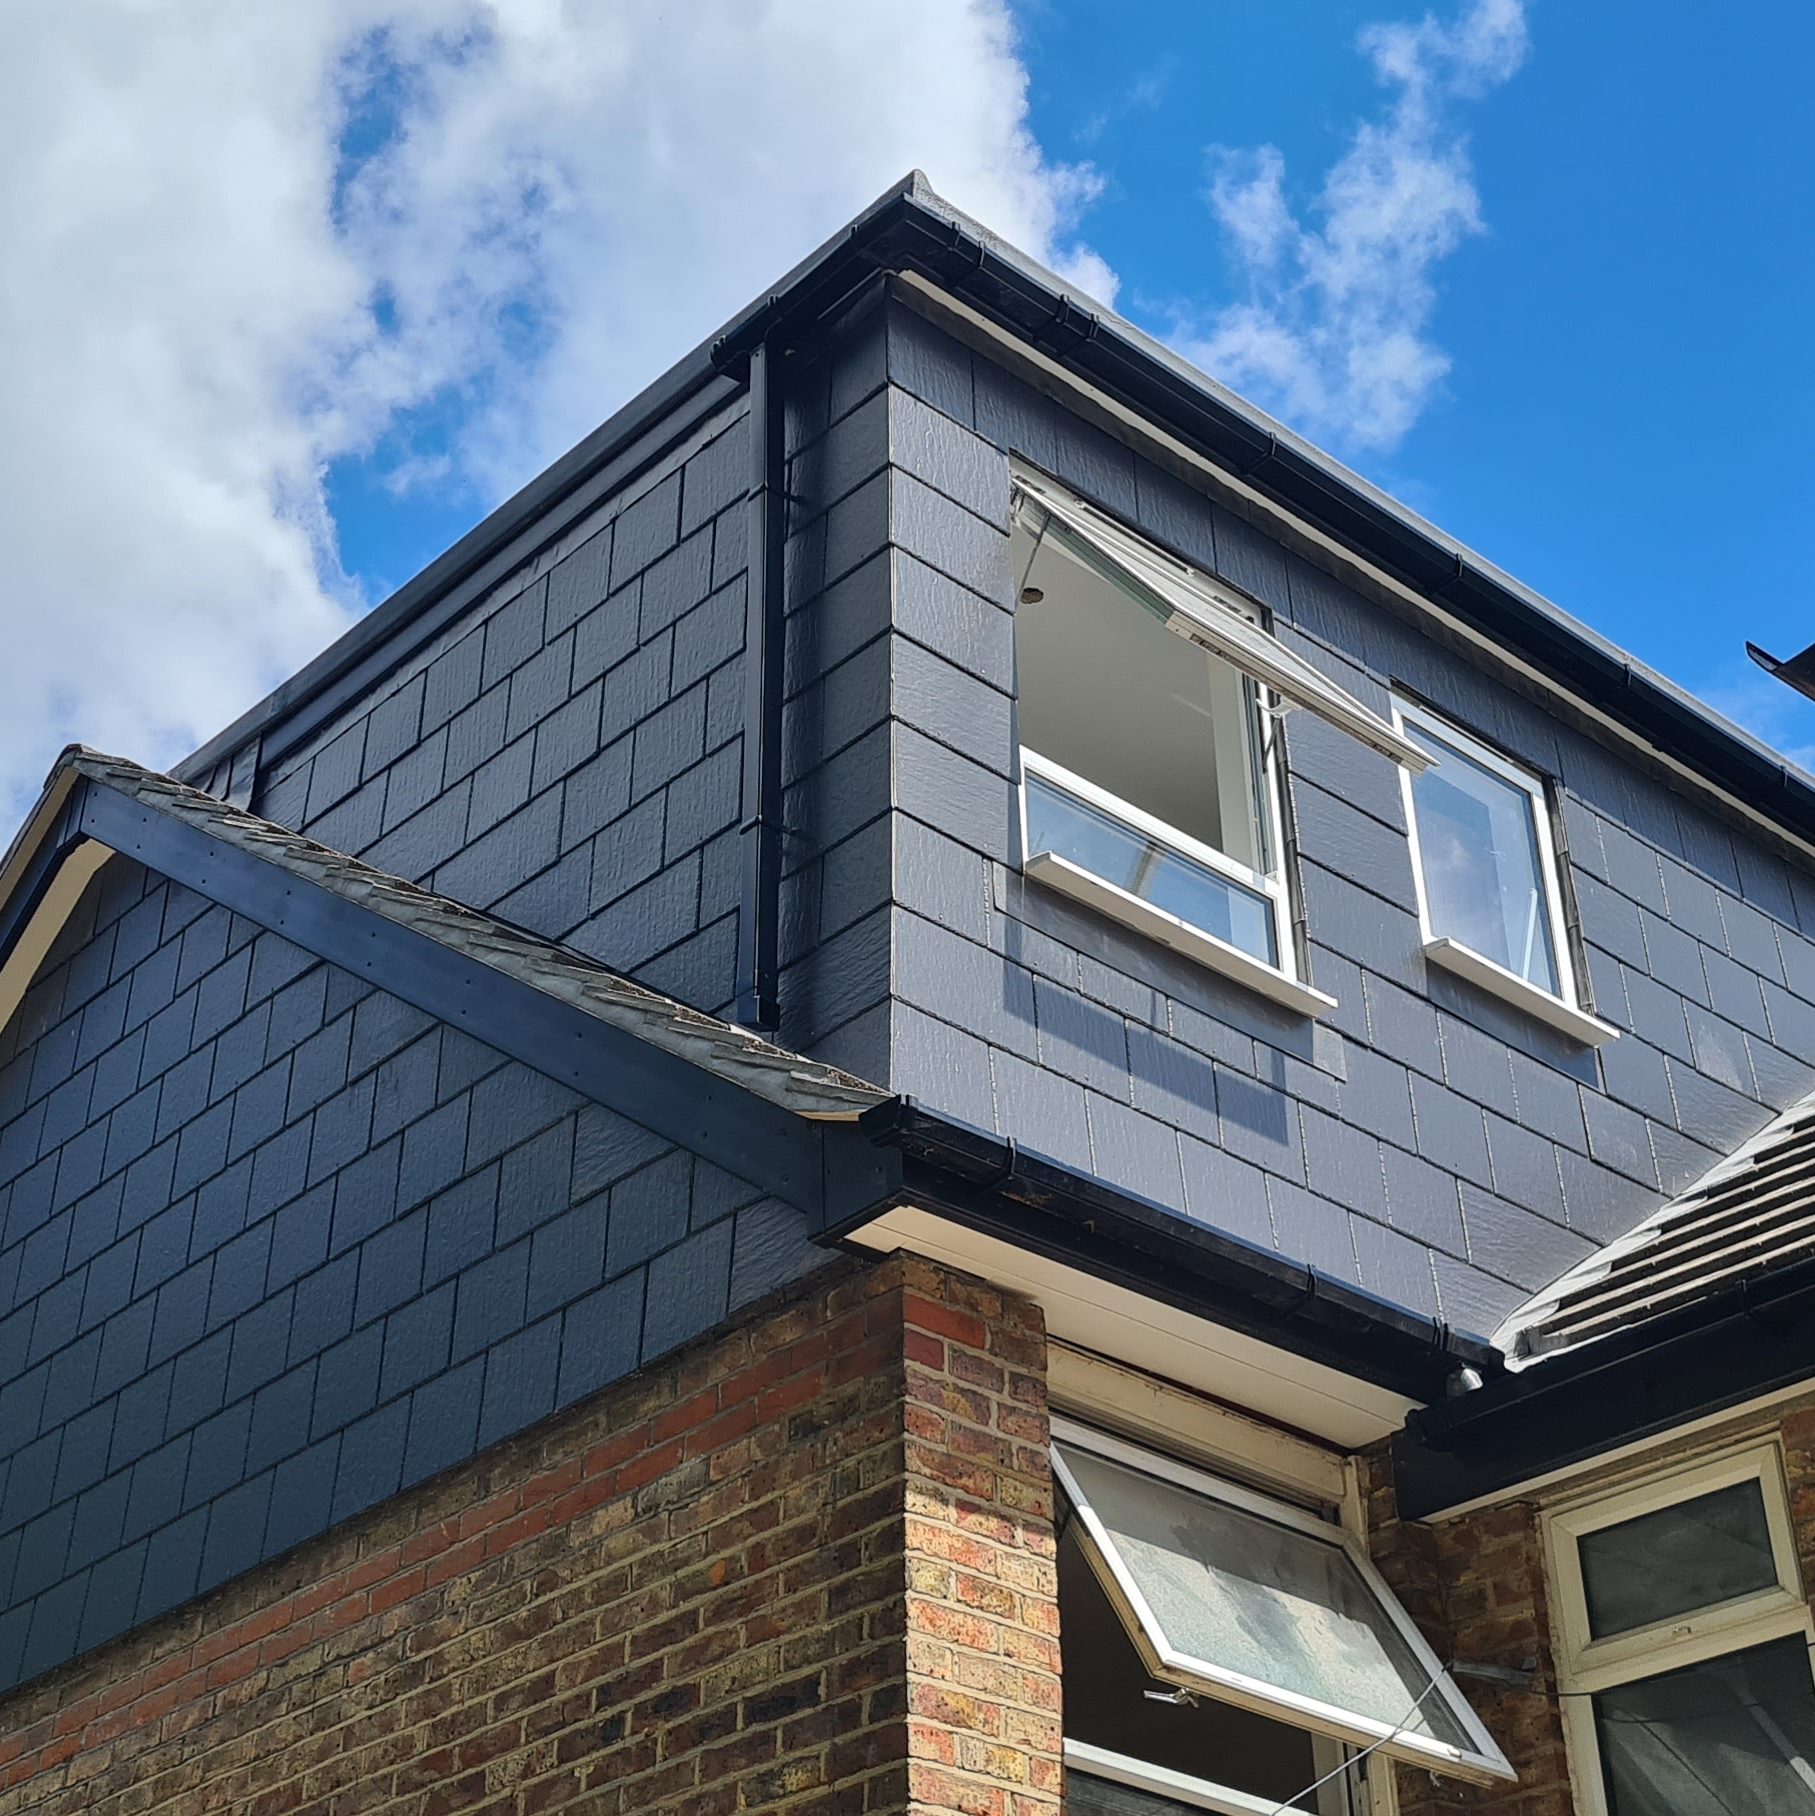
[4,0,1812,819]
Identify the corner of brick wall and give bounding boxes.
[896,1259,1061,1816]
[0,1248,1060,1816]
[1361,1443,1573,1816]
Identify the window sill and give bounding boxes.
[1025,851,1337,1019]
[1422,938,1619,1046]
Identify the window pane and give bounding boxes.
[1579,1479,1780,1639]
[1596,1636,1815,1816]
[1026,775,1277,964]
[1060,1518,1326,1811]
[1057,1442,1471,1753]
[1405,720,1560,993]
[1016,517,1269,873]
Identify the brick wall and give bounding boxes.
[0,1250,1057,1816]
[1365,1388,1815,1814]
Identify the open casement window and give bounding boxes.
[1011,474,1427,1018]
[1053,1420,1513,1814]
[1392,697,1614,1044]
[1546,1442,1815,1816]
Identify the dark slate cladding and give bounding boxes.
[0,860,820,1691]
[254,404,754,1021]
[867,297,1815,1337]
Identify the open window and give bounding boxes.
[1012,474,1427,1018]
[1393,696,1615,1044]
[1054,1419,1513,1814]
[1547,1442,1815,1816]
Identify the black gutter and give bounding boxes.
[172,173,1815,852]
[729,333,787,1030]
[833,1097,1503,1407]
[1393,1253,1815,1517]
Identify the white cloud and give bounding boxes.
[0,1,1112,819]
[1177,0,1527,454]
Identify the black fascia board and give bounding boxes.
[1393,1252,1815,1518]
[168,175,1815,854]
[70,777,836,1216]
[836,1096,1502,1406]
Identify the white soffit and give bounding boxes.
[849,1204,1416,1448]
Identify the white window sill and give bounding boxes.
[1025,851,1337,1019]
[1422,937,1619,1046]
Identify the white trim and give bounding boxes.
[1025,853,1335,1017]
[896,271,1815,874]
[1392,696,1603,1039]
[1053,1417,1515,1785]
[1065,1738,1353,1816]
[1422,940,1618,1045]
[1013,476,1431,774]
[1022,749,1284,922]
[845,1205,1416,1445]
[0,840,112,1040]
[1544,1439,1815,1816]
[1047,1342,1348,1511]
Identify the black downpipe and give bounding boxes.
[737,336,788,1029]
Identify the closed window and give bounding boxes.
[1054,1420,1512,1814]
[1013,474,1428,1014]
[1547,1443,1815,1816]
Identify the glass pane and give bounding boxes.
[1405,720,1560,994]
[1060,1519,1327,1811]
[1596,1636,1815,1815]
[1579,1479,1780,1639]
[1058,1442,1470,1753]
[1026,774,1278,965]
[1016,515,1269,873]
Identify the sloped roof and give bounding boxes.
[1502,1089,1815,1360]
[6,748,886,1123]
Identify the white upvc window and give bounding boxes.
[1012,473,1428,1020]
[1546,1441,1815,1816]
[1392,696,1616,1045]
[1054,1418,1513,1816]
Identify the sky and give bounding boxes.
[2,0,1812,822]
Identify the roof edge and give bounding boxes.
[168,175,1815,857]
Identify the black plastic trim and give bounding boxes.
[1393,1254,1815,1516]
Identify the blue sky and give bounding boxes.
[1012,1,1815,755]
[325,1,1815,762]
[6,1,1813,813]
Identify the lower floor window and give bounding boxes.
[1592,1635,1815,1815]
[1548,1442,1815,1816]
[1053,1419,1511,1814]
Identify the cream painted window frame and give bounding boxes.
[1053,1415,1513,1806]
[1545,1440,1815,1816]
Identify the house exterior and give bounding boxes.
[1,174,1812,1815]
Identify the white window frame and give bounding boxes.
[1392,696,1617,1046]
[1052,1416,1513,1812]
[1011,476,1337,1017]
[1545,1441,1815,1816]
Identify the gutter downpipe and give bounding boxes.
[735,329,788,1030]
